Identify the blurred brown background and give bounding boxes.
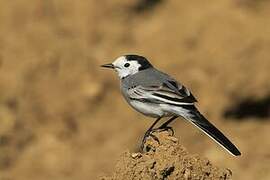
[0,0,270,179]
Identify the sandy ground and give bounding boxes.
[102,131,232,180]
[0,0,270,179]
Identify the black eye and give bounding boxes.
[124,63,130,67]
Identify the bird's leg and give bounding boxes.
[140,117,162,151]
[152,116,178,136]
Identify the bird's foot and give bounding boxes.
[140,126,174,152]
[140,129,159,152]
[156,126,174,136]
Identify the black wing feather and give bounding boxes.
[184,106,241,156]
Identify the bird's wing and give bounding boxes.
[128,79,197,106]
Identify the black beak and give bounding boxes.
[100,63,114,69]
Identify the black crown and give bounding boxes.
[125,54,153,71]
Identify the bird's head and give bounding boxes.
[101,54,153,79]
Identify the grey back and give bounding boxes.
[121,68,175,89]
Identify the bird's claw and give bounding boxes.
[158,126,174,136]
[140,129,159,152]
[140,126,174,152]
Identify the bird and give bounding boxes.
[101,54,241,156]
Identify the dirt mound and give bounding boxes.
[102,131,232,180]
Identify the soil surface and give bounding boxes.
[102,131,232,180]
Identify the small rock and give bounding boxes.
[168,136,178,143]
[131,153,142,159]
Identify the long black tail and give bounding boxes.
[180,106,241,156]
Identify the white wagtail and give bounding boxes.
[101,54,241,156]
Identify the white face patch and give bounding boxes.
[112,56,141,78]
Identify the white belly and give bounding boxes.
[129,100,167,118]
